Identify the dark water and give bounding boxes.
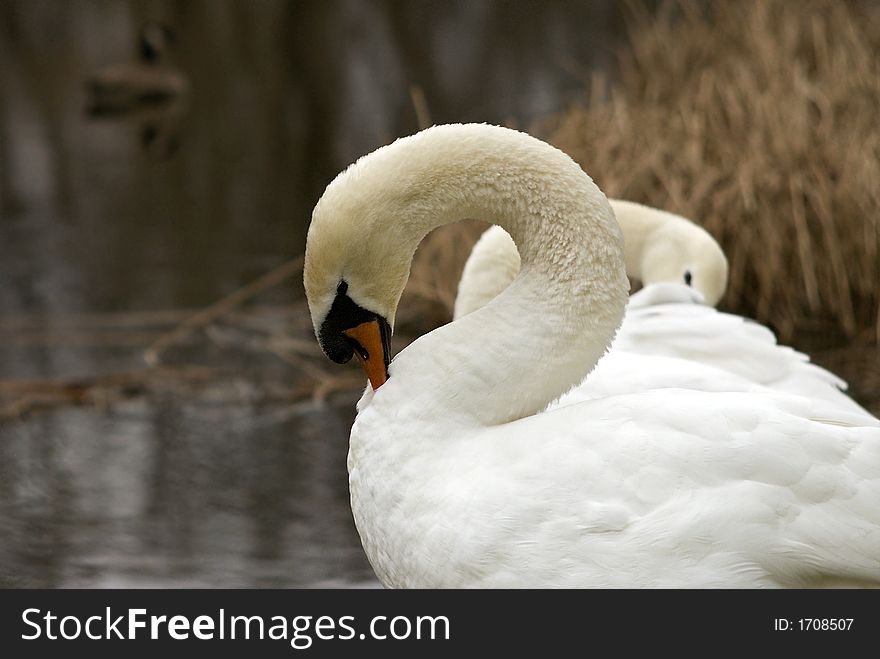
[0,0,623,587]
[0,397,375,588]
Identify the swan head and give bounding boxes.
[639,222,728,306]
[304,139,424,390]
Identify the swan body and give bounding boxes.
[304,123,880,588]
[453,200,728,320]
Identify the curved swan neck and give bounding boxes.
[310,124,629,425]
[393,126,627,424]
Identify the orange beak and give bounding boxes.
[342,319,388,389]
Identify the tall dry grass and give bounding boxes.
[404,0,879,411]
[546,0,880,347]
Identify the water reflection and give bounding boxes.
[0,0,623,587]
[0,393,376,588]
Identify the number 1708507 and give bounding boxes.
[774,618,854,631]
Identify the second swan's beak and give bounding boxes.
[343,319,389,390]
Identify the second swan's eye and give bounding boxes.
[684,270,693,286]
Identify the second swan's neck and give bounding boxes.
[353,124,629,426]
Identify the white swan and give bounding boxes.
[453,200,728,320]
[455,205,869,416]
[304,123,880,588]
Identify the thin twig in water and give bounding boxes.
[0,366,218,420]
[0,308,196,331]
[144,255,304,366]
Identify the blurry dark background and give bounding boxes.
[0,0,623,326]
[0,0,877,588]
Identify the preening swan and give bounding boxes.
[453,200,728,319]
[304,123,880,588]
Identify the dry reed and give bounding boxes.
[546,0,880,345]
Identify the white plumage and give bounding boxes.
[304,123,880,588]
[555,296,874,419]
[454,200,728,320]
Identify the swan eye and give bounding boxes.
[684,270,693,286]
